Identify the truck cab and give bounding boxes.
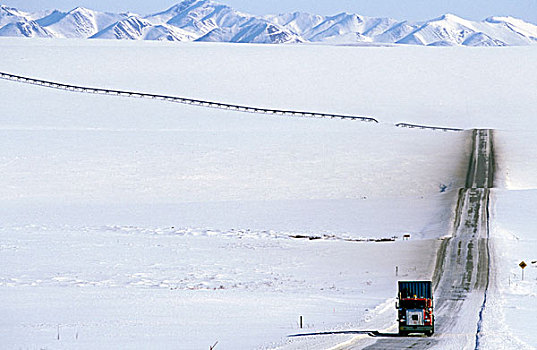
[397,281,434,336]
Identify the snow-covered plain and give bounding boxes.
[0,38,536,349]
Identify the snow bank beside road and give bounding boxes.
[494,130,537,190]
[482,130,537,349]
[485,190,537,349]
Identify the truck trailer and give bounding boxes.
[396,280,434,336]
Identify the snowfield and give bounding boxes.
[484,190,537,350]
[0,225,440,349]
[0,38,536,349]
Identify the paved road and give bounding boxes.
[339,130,495,350]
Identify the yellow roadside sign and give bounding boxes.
[519,261,527,269]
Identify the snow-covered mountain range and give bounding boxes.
[1,0,537,46]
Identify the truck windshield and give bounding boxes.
[400,300,427,309]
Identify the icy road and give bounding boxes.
[338,129,494,349]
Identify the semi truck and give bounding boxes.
[396,280,434,336]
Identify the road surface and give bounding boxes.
[338,129,495,350]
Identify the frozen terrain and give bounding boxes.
[0,226,442,349]
[0,39,537,348]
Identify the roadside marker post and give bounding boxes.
[519,261,527,281]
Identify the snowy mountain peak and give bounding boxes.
[436,13,464,21]
[145,0,222,27]
[65,6,103,19]
[430,13,476,28]
[265,11,325,36]
[0,4,27,16]
[69,6,91,14]
[483,15,537,42]
[120,12,140,17]
[151,0,215,18]
[92,15,152,40]
[0,5,36,29]
[485,15,537,32]
[0,17,53,37]
[0,5,26,17]
[0,4,17,13]
[38,6,127,38]
[486,16,519,24]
